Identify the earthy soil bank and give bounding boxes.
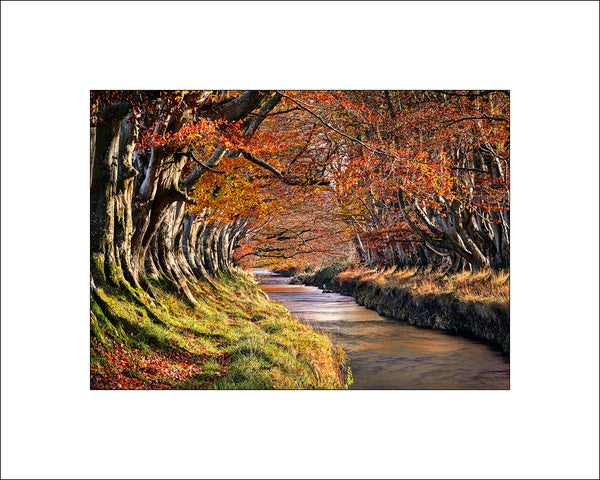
[300,267,509,353]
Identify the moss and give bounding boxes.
[90,311,108,346]
[91,271,343,389]
[105,261,124,287]
[149,275,181,296]
[91,255,107,284]
[90,294,127,340]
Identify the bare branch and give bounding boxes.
[241,150,330,186]
[275,91,394,158]
[440,116,508,128]
[247,107,300,117]
[440,90,509,98]
[189,148,225,174]
[452,166,491,175]
[241,151,284,179]
[182,145,227,189]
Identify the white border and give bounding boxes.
[1,2,599,479]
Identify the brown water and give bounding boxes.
[257,271,509,390]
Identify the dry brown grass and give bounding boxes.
[339,266,509,306]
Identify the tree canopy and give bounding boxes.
[90,89,509,312]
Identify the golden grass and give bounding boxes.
[338,266,509,306]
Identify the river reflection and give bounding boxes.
[257,272,509,390]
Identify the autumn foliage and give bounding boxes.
[90,89,509,388]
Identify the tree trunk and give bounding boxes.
[155,204,199,305]
[193,221,211,280]
[90,103,143,299]
[173,203,198,283]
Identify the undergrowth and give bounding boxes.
[90,271,345,389]
[342,266,510,310]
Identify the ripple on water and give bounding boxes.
[257,273,509,389]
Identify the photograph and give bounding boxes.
[2,2,597,478]
[90,89,510,390]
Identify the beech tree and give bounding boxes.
[90,90,337,324]
[322,90,510,272]
[91,91,285,309]
[90,89,510,337]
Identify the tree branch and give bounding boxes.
[247,107,300,117]
[189,148,225,174]
[440,116,508,128]
[411,200,445,237]
[242,92,283,136]
[241,151,284,179]
[452,166,491,174]
[440,90,509,98]
[275,91,394,158]
[182,145,227,189]
[221,90,270,121]
[241,150,330,186]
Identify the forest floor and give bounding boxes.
[298,265,510,353]
[90,271,346,389]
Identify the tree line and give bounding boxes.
[90,90,509,313]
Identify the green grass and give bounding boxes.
[91,271,345,389]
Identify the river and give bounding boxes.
[256,270,510,389]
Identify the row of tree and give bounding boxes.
[92,91,284,307]
[90,90,510,315]
[328,90,510,272]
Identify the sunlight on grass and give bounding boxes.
[338,266,509,308]
[91,271,345,389]
[334,266,509,352]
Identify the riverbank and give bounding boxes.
[298,266,509,353]
[91,271,345,389]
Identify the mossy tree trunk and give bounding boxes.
[90,102,143,295]
[90,102,153,340]
[90,90,283,337]
[128,90,276,296]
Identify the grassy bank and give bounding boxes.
[325,267,510,353]
[91,271,345,389]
